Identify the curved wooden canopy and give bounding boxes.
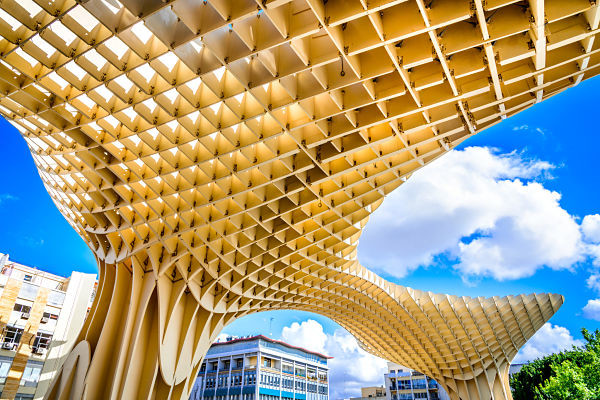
[0,0,587,398]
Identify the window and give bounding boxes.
[244,371,256,385]
[398,380,411,390]
[218,374,228,387]
[41,312,59,323]
[262,357,271,368]
[412,379,427,389]
[260,372,280,387]
[47,290,65,306]
[0,359,11,384]
[235,358,243,368]
[32,332,53,354]
[20,362,42,387]
[13,304,31,313]
[295,380,305,391]
[282,364,293,374]
[205,377,216,388]
[2,326,23,350]
[23,275,32,282]
[231,373,242,386]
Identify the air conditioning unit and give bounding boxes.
[40,316,49,324]
[32,347,45,355]
[2,342,14,350]
[21,312,30,320]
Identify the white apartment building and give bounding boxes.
[0,253,96,399]
[385,363,450,400]
[190,335,330,400]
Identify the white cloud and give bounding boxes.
[582,214,600,243]
[281,320,387,400]
[510,125,546,135]
[280,320,583,398]
[587,274,600,293]
[583,299,600,321]
[0,194,16,205]
[281,320,327,354]
[513,323,583,364]
[358,146,586,280]
[214,332,236,343]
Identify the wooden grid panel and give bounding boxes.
[0,0,585,399]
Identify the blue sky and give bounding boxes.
[1,77,599,398]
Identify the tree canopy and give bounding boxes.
[511,328,600,400]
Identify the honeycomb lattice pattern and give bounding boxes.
[0,0,583,399]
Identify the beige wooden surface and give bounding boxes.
[0,0,584,398]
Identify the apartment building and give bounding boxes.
[348,386,387,400]
[385,363,450,400]
[0,253,96,399]
[189,335,330,400]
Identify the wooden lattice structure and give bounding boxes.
[0,0,587,398]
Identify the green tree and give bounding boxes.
[510,328,600,400]
[536,360,593,399]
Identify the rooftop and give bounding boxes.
[0,252,68,291]
[212,335,332,360]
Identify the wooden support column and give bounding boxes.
[0,1,583,399]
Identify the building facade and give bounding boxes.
[385,363,450,400]
[190,336,329,400]
[349,386,387,400]
[0,253,96,400]
[361,387,386,399]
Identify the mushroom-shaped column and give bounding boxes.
[0,0,584,398]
